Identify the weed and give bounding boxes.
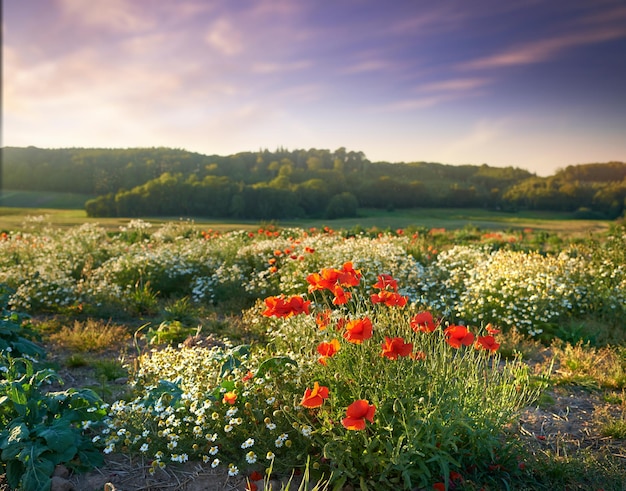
[49,319,130,352]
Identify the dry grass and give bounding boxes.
[49,318,130,353]
[551,341,626,390]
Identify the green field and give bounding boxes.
[0,204,613,236]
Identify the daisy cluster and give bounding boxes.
[0,222,623,338]
[97,342,309,476]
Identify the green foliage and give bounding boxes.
[0,284,45,359]
[146,320,200,345]
[0,355,106,491]
[325,192,358,219]
[7,146,623,219]
[263,267,545,490]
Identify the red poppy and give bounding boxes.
[410,311,436,333]
[486,323,501,335]
[370,290,408,307]
[332,285,352,305]
[306,269,339,292]
[301,382,330,408]
[317,339,341,357]
[343,317,373,344]
[338,262,361,287]
[449,470,463,482]
[341,399,376,430]
[381,337,413,360]
[433,484,445,491]
[262,295,311,318]
[223,391,237,405]
[315,310,332,330]
[475,335,500,352]
[444,325,475,348]
[249,471,263,481]
[373,274,398,291]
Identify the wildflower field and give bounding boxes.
[1,219,625,490]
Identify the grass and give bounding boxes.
[0,204,612,235]
[21,298,626,490]
[48,318,130,352]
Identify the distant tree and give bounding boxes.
[326,192,358,219]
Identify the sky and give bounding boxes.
[3,0,626,176]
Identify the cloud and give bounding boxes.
[438,119,511,163]
[205,18,244,56]
[251,60,311,74]
[342,59,397,75]
[373,94,455,112]
[415,77,490,93]
[460,27,626,70]
[373,77,490,112]
[57,0,156,32]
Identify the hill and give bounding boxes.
[1,146,625,219]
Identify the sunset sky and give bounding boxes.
[3,0,626,175]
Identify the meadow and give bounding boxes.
[0,210,625,490]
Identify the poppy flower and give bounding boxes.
[486,323,501,335]
[332,286,352,305]
[341,399,376,430]
[315,310,332,330]
[338,262,361,287]
[444,325,474,349]
[317,339,341,365]
[373,274,398,291]
[301,382,330,408]
[381,337,413,359]
[475,335,500,352]
[432,483,445,491]
[410,311,436,333]
[306,269,339,292]
[245,482,258,491]
[223,391,237,405]
[262,295,311,318]
[370,290,408,307]
[249,471,263,481]
[343,317,373,344]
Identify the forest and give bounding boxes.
[2,146,625,220]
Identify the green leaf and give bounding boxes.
[219,345,250,377]
[37,419,76,453]
[5,459,24,489]
[0,422,29,450]
[75,445,104,469]
[331,475,347,491]
[7,382,28,405]
[21,456,54,491]
[255,356,297,378]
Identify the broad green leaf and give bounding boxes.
[255,356,297,378]
[21,457,54,491]
[7,382,27,405]
[5,459,24,489]
[76,445,104,469]
[0,422,29,450]
[38,419,76,453]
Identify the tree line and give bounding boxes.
[2,146,625,219]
